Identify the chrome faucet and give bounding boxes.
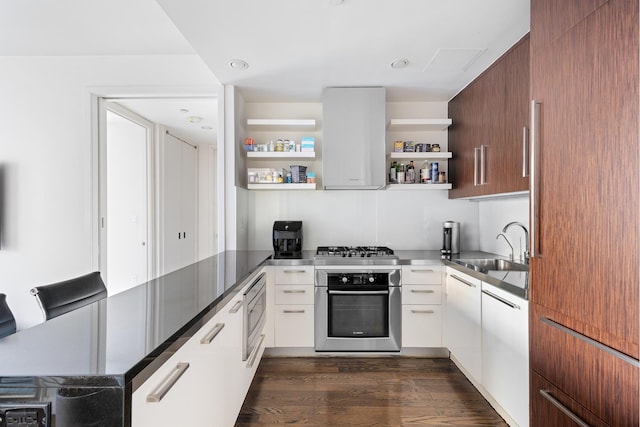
[496,233,514,261]
[502,221,530,264]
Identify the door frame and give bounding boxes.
[97,99,156,287]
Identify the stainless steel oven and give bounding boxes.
[242,272,266,361]
[315,267,401,352]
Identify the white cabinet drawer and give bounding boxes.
[274,284,314,305]
[402,285,442,305]
[275,266,314,284]
[402,265,442,285]
[274,305,314,347]
[402,305,442,347]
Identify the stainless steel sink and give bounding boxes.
[452,258,529,273]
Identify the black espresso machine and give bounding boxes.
[273,221,303,259]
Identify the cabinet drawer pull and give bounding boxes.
[410,289,435,294]
[146,362,190,403]
[283,269,307,274]
[283,290,306,294]
[410,268,435,273]
[411,309,435,314]
[247,334,265,368]
[283,309,306,314]
[200,323,225,344]
[229,300,243,314]
[481,290,520,310]
[541,317,640,367]
[450,274,476,288]
[539,390,590,427]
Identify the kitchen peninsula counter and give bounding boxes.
[0,250,272,426]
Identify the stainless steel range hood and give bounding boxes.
[322,87,386,190]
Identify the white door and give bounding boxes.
[100,102,153,295]
[162,132,198,274]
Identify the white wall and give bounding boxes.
[477,195,530,261]
[0,55,220,329]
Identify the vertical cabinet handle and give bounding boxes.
[522,126,529,177]
[146,362,190,403]
[473,147,480,186]
[530,100,542,257]
[480,144,487,185]
[539,390,590,427]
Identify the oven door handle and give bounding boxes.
[328,290,389,295]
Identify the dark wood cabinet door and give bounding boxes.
[530,0,639,354]
[530,0,609,52]
[502,35,530,193]
[449,34,530,199]
[530,304,639,426]
[531,371,610,427]
[449,79,483,198]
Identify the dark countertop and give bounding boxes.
[0,250,272,390]
[0,249,526,389]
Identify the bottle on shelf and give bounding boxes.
[407,161,416,184]
[389,161,398,183]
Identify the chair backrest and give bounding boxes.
[0,293,17,339]
[30,272,107,321]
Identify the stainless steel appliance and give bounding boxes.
[273,221,303,259]
[242,273,266,361]
[314,246,401,351]
[322,87,386,190]
[441,221,460,258]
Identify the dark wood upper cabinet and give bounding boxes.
[529,0,639,424]
[530,0,609,52]
[448,34,530,199]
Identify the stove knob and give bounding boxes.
[368,276,375,283]
[341,276,349,284]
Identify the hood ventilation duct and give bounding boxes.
[322,87,386,190]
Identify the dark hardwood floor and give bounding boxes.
[236,357,508,426]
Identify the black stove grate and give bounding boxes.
[316,246,395,258]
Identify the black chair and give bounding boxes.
[30,272,107,321]
[0,293,17,339]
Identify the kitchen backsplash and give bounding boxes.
[247,190,480,251]
[247,190,529,255]
[477,195,530,261]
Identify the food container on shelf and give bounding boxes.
[247,168,287,184]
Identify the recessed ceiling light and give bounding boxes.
[228,59,249,71]
[328,0,344,5]
[188,116,203,123]
[390,58,409,69]
[179,108,189,113]
[201,126,214,130]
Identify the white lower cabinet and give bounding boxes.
[131,315,223,426]
[481,283,529,427]
[132,275,265,427]
[401,265,443,347]
[273,265,314,347]
[445,268,482,383]
[402,305,442,347]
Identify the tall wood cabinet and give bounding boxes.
[448,34,530,199]
[529,0,639,425]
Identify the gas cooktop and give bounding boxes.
[315,246,399,265]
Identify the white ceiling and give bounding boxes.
[155,0,530,102]
[1,0,530,133]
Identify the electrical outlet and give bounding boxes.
[0,402,50,427]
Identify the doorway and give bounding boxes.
[100,102,154,295]
[96,96,219,295]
